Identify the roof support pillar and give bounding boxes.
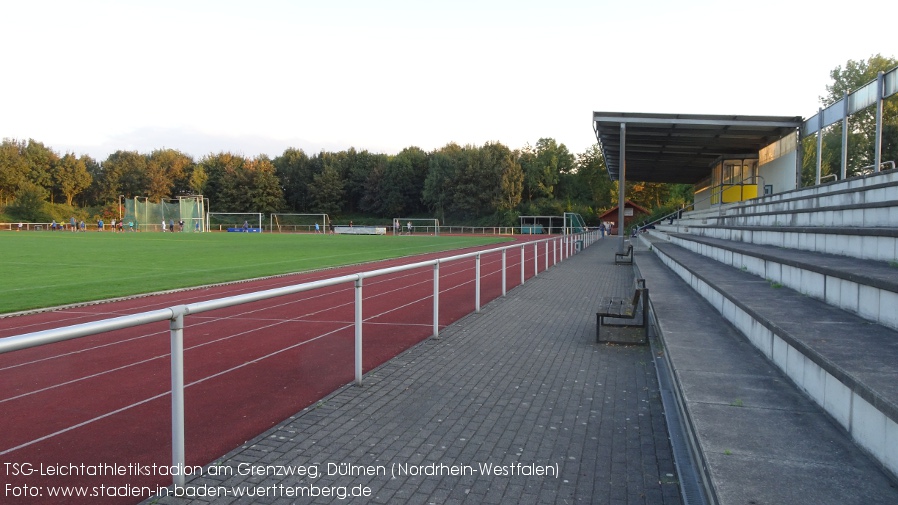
[618,122,626,252]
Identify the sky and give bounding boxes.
[1,0,894,162]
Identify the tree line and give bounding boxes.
[0,137,686,226]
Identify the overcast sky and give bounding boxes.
[1,0,894,161]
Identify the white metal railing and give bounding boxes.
[0,230,598,487]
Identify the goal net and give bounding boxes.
[122,196,206,232]
[207,213,264,232]
[392,218,439,236]
[270,213,330,233]
[563,212,587,234]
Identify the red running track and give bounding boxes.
[0,236,571,504]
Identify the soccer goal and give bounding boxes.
[563,212,587,234]
[207,213,264,232]
[270,213,330,233]
[392,218,439,236]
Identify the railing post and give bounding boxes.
[433,263,440,337]
[501,249,507,296]
[354,277,363,385]
[553,238,557,265]
[520,245,525,285]
[169,306,187,488]
[533,243,538,276]
[475,254,481,313]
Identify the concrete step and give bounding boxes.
[652,225,898,263]
[637,234,898,485]
[649,231,898,332]
[693,198,898,228]
[663,168,898,230]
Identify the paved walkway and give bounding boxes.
[145,239,682,505]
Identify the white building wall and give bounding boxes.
[759,150,797,195]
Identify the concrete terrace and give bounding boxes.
[144,238,682,505]
[635,168,898,504]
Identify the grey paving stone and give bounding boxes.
[144,239,681,505]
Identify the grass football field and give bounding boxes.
[0,231,510,315]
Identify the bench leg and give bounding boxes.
[641,289,649,344]
[596,314,602,343]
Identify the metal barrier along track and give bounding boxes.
[0,231,597,487]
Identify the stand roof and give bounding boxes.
[592,112,803,184]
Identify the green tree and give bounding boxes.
[146,149,194,200]
[311,164,345,215]
[572,144,614,209]
[76,155,100,206]
[273,148,314,211]
[449,142,516,220]
[7,181,50,221]
[23,139,59,200]
[339,148,386,214]
[205,154,284,213]
[520,138,573,202]
[82,157,106,206]
[359,163,384,215]
[380,147,429,217]
[424,143,465,223]
[496,146,523,213]
[0,138,29,205]
[243,156,286,213]
[665,184,694,208]
[188,165,208,195]
[54,153,92,206]
[102,150,149,199]
[199,152,245,211]
[355,153,389,215]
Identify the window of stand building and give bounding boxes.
[711,157,759,204]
